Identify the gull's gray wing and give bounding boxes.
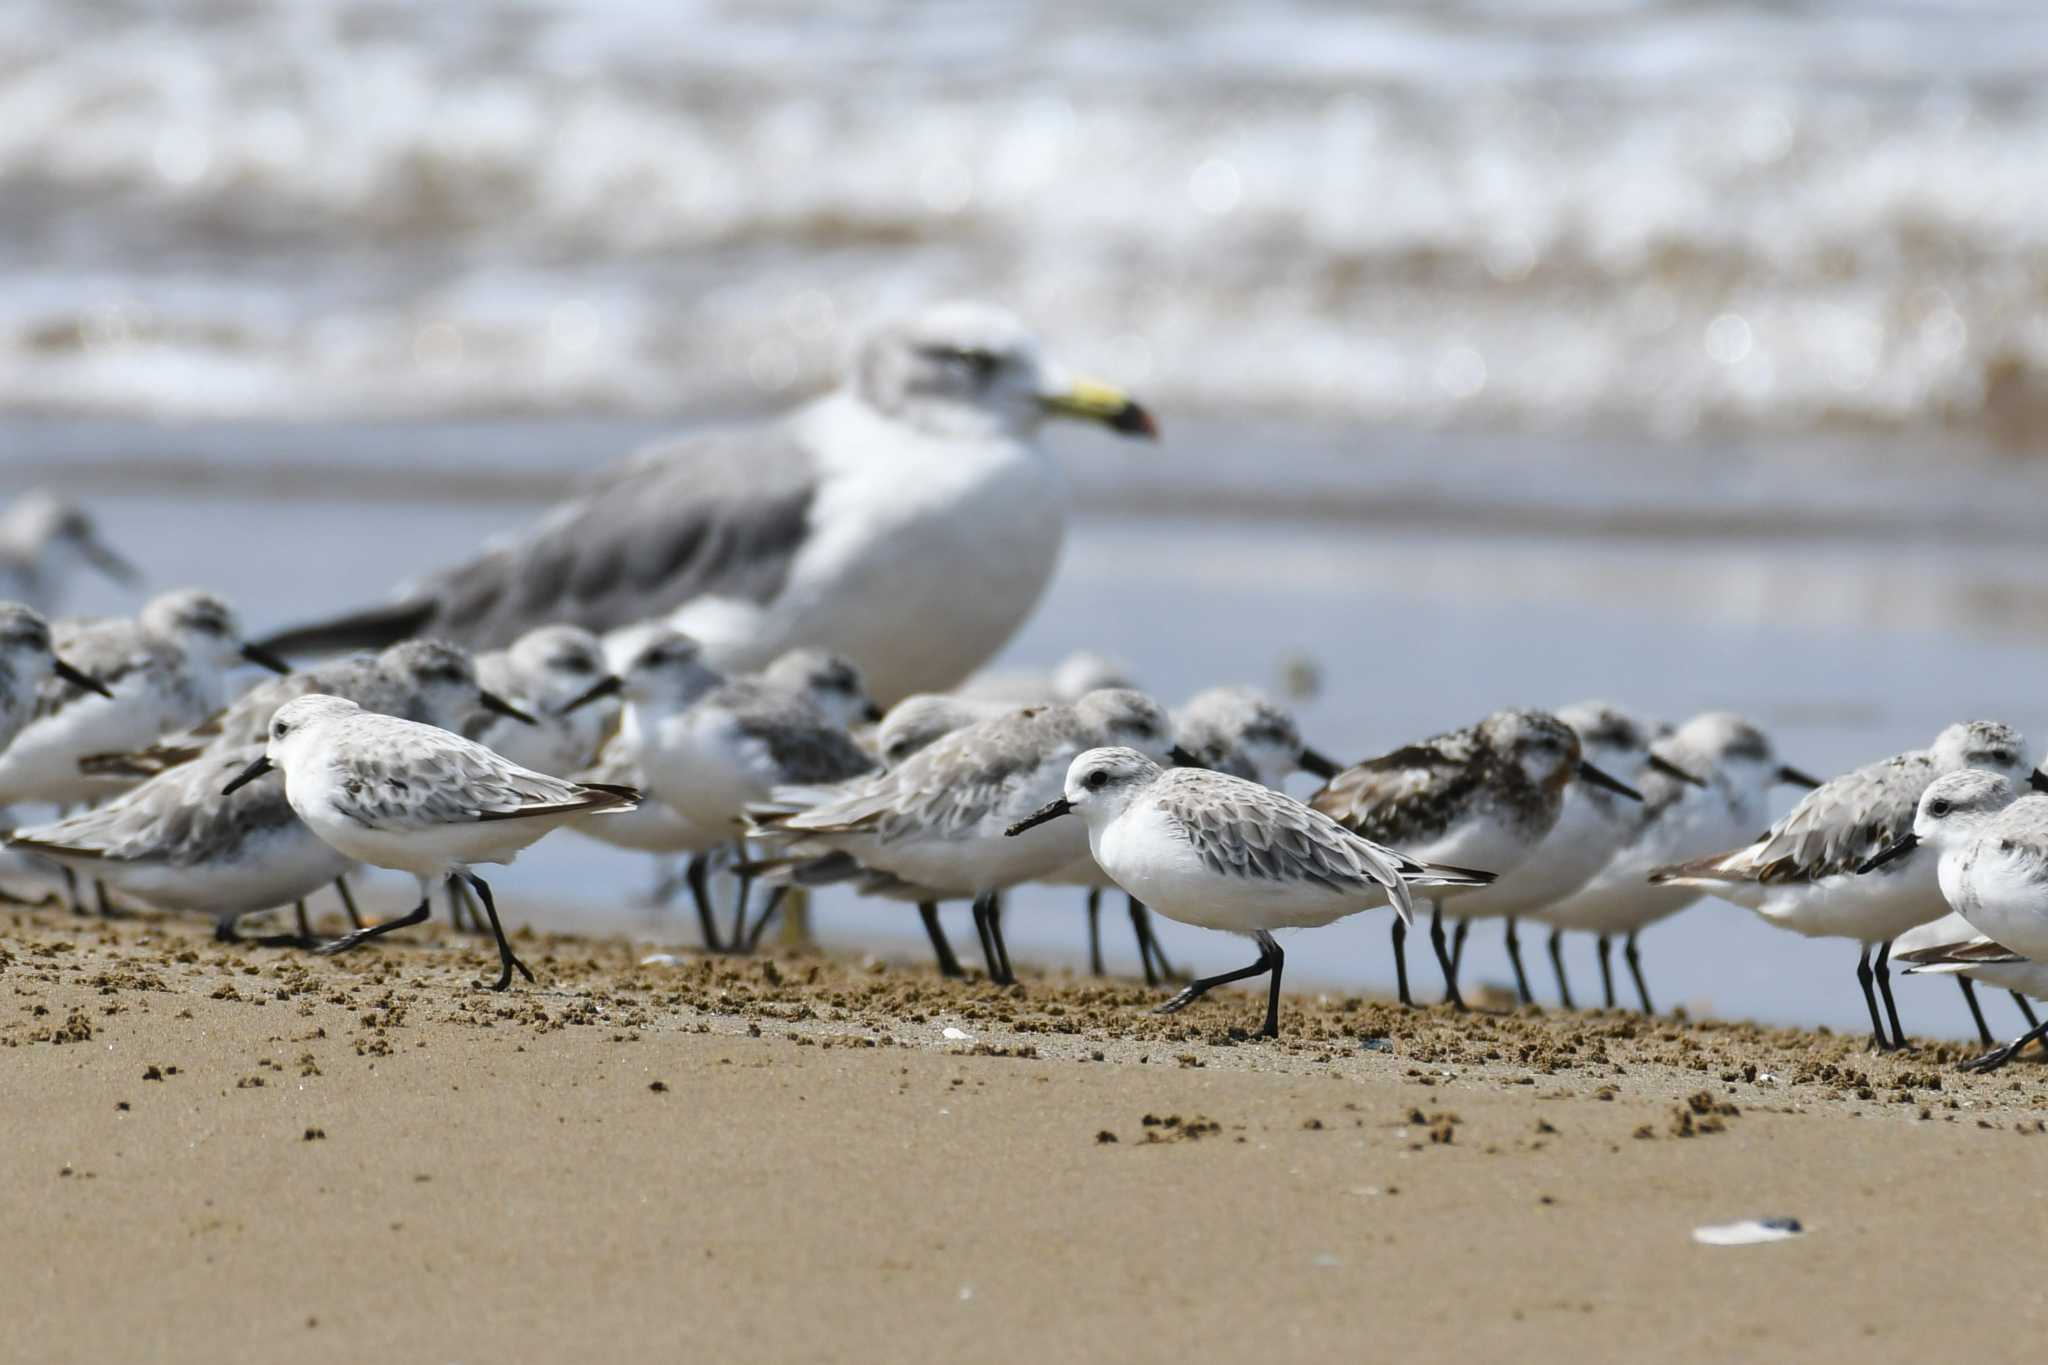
[259,424,820,656]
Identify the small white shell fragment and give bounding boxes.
[941,1026,973,1041]
[1693,1217,1804,1247]
[638,953,683,966]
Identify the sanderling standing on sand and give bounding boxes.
[1310,709,1641,1011]
[0,603,113,756]
[1006,748,1492,1036]
[0,492,139,615]
[1532,711,1816,1012]
[222,695,637,989]
[1862,770,2048,1069]
[750,689,1188,984]
[1652,720,2034,1050]
[257,303,1158,706]
[1892,910,2043,1051]
[0,589,289,811]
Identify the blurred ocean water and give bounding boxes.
[6,0,2048,444]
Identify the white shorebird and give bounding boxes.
[10,644,542,941]
[957,649,1139,707]
[1892,910,2043,1052]
[1862,770,2048,1069]
[0,491,139,615]
[471,624,614,775]
[222,694,638,989]
[1309,709,1642,1011]
[750,689,1188,984]
[1006,748,1493,1036]
[574,627,875,949]
[1530,711,1816,1013]
[256,303,1158,705]
[0,603,114,756]
[1652,720,2034,1050]
[0,589,290,810]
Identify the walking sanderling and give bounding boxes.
[1892,910,2043,1050]
[0,492,139,615]
[0,589,289,809]
[1651,720,2034,1049]
[1861,770,2048,1068]
[1310,709,1641,1010]
[222,694,638,989]
[1533,711,1815,1013]
[750,689,1188,984]
[257,303,1158,705]
[1006,748,1493,1036]
[0,603,113,755]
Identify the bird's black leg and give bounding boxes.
[1958,977,1995,1047]
[742,886,787,953]
[1963,1014,2048,1074]
[988,893,1014,983]
[1391,916,1413,1007]
[1156,931,1284,1038]
[1596,935,1616,1009]
[95,879,120,918]
[1132,898,1181,983]
[1133,898,1161,987]
[1875,939,1907,1050]
[332,876,364,931]
[1548,927,1575,1011]
[918,902,963,978]
[1624,930,1654,1015]
[684,854,721,953]
[1503,918,1533,1005]
[1085,888,1104,977]
[1855,943,1889,1051]
[2015,992,2043,1034]
[970,893,1009,984]
[313,897,431,958]
[728,842,754,954]
[1428,902,1467,1011]
[61,864,84,915]
[462,873,533,992]
[213,913,241,943]
[294,899,314,944]
[1450,917,1470,979]
[445,879,481,935]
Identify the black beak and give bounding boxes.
[1857,833,1917,876]
[559,674,624,715]
[2031,769,2048,794]
[1646,752,1706,787]
[240,641,294,675]
[52,655,115,699]
[1005,797,1072,837]
[1298,746,1342,779]
[1776,764,1824,790]
[1578,760,1642,802]
[1168,744,1205,769]
[480,690,539,726]
[220,753,273,796]
[1109,401,1159,439]
[864,701,885,723]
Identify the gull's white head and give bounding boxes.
[1174,686,1332,787]
[850,301,1158,443]
[138,589,289,676]
[1072,688,1181,766]
[760,648,878,728]
[1928,721,2032,786]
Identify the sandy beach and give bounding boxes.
[6,901,2046,1363]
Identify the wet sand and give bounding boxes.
[6,903,2046,1362]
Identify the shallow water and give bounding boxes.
[9,419,2048,1042]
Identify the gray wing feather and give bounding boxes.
[1158,771,1416,911]
[325,720,619,830]
[1742,752,1931,883]
[12,746,302,865]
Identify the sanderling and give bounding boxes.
[1006,748,1492,1036]
[0,603,114,755]
[1893,910,2043,1050]
[1532,711,1815,1013]
[750,689,1188,984]
[223,694,637,989]
[1652,720,2033,1049]
[0,491,139,615]
[471,624,613,775]
[0,589,289,810]
[1310,709,1641,1010]
[257,303,1158,705]
[874,693,1012,769]
[957,649,1140,706]
[1863,770,2048,1068]
[584,628,875,948]
[10,743,353,944]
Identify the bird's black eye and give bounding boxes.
[1086,769,1109,790]
[273,722,290,739]
[555,655,596,675]
[1930,799,1952,817]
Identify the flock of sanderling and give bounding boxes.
[4,302,2047,1070]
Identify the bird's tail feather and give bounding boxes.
[254,599,439,659]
